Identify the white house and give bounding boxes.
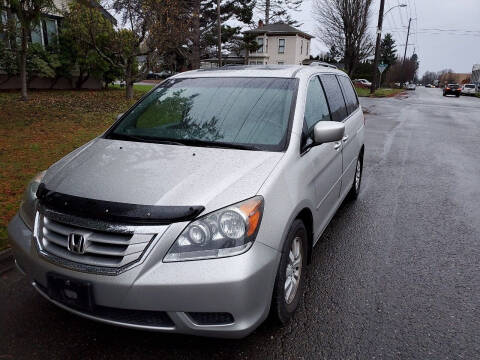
[244,21,314,65]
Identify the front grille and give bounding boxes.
[37,214,159,270]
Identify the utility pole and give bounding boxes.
[217,0,222,68]
[402,18,412,63]
[371,0,386,94]
[401,18,412,86]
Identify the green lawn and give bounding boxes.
[355,87,404,98]
[109,83,155,93]
[0,89,146,251]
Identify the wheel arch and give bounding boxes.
[295,208,314,265]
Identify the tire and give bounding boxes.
[347,154,363,200]
[271,219,307,325]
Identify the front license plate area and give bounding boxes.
[47,273,94,312]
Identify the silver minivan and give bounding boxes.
[9,65,365,338]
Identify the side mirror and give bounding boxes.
[117,113,124,120]
[313,121,345,144]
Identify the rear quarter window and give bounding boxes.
[319,74,348,122]
[337,75,359,114]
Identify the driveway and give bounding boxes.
[1,87,479,359]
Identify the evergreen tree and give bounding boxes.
[189,0,254,68]
[255,0,303,26]
[380,33,396,67]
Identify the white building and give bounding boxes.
[244,22,314,65]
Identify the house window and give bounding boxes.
[41,18,57,47]
[249,60,263,65]
[256,37,264,53]
[278,61,284,65]
[301,39,303,54]
[31,23,43,45]
[278,39,285,54]
[306,41,309,56]
[0,10,7,44]
[265,38,268,53]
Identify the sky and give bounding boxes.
[292,0,480,76]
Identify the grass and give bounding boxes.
[0,89,146,251]
[109,83,155,93]
[355,87,404,98]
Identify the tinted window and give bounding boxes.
[337,75,359,114]
[319,74,348,122]
[304,77,331,131]
[109,77,297,151]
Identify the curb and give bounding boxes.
[0,248,14,275]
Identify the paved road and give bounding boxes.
[1,88,479,359]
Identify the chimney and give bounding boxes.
[258,19,264,28]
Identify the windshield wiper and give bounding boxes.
[110,133,186,146]
[181,139,262,151]
[110,133,262,150]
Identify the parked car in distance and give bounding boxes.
[461,84,477,96]
[353,79,372,88]
[9,65,365,338]
[443,83,461,97]
[425,84,433,88]
[146,71,175,80]
[406,83,416,90]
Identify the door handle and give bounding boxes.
[334,142,342,150]
[342,135,349,142]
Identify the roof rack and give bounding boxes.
[308,61,338,69]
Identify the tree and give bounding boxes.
[385,58,417,84]
[147,0,191,70]
[313,0,373,76]
[187,0,254,69]
[255,0,303,25]
[59,2,119,89]
[410,53,419,81]
[421,71,437,85]
[7,0,55,100]
[380,33,396,67]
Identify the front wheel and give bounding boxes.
[347,155,363,200]
[271,219,307,325]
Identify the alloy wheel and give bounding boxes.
[285,236,303,304]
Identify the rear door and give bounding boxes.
[336,75,363,195]
[303,75,343,236]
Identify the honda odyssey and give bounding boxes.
[9,65,365,338]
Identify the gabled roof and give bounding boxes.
[245,22,314,39]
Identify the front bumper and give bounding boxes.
[8,214,281,338]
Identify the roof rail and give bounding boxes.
[308,61,338,69]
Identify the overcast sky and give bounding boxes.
[292,0,480,76]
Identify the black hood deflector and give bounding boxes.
[36,183,204,225]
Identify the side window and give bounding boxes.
[278,39,285,54]
[319,74,348,122]
[304,76,331,131]
[337,75,359,114]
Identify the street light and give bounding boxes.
[371,2,407,94]
[384,4,407,17]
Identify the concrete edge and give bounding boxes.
[0,247,14,274]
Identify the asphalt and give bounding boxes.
[1,88,479,359]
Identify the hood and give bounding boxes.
[43,138,283,211]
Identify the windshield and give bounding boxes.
[107,77,297,151]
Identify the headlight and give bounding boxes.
[19,171,45,230]
[164,196,264,262]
